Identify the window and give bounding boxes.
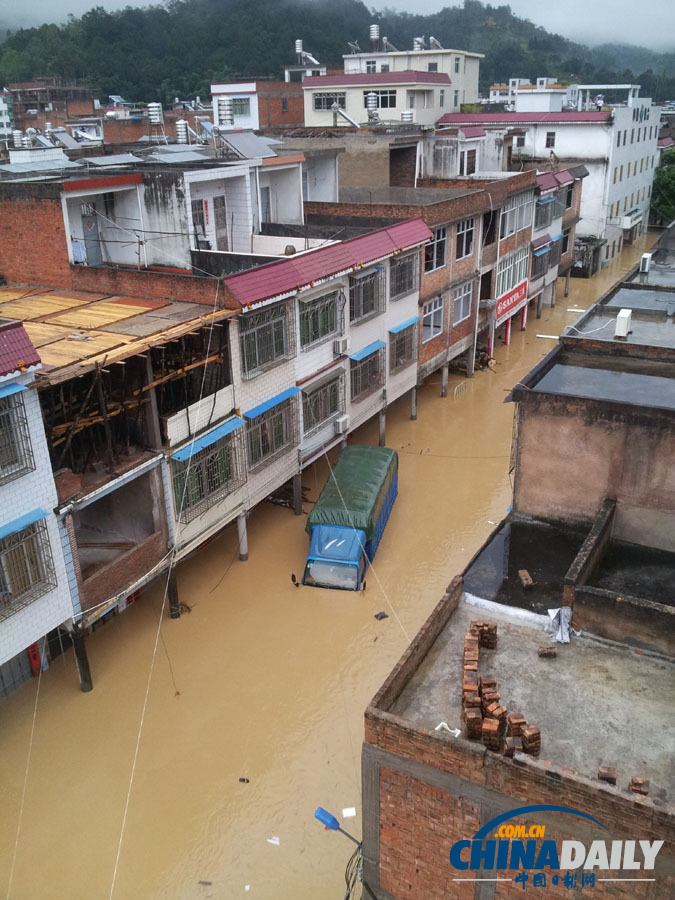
[427,62,438,72]
[483,210,497,245]
[313,92,345,110]
[516,135,525,148]
[191,198,205,236]
[282,97,288,112]
[534,198,554,229]
[531,248,549,279]
[390,253,419,300]
[380,64,389,73]
[631,128,634,143]
[247,399,296,467]
[349,269,385,322]
[422,297,444,343]
[0,392,34,485]
[232,98,251,116]
[623,130,627,145]
[350,347,384,402]
[389,324,417,374]
[549,238,562,267]
[454,57,460,73]
[172,433,245,523]
[496,246,529,298]
[303,373,344,433]
[240,303,293,377]
[453,90,459,107]
[452,282,472,325]
[565,185,574,208]
[0,518,55,618]
[561,229,570,255]
[366,60,377,73]
[424,227,447,272]
[103,192,116,220]
[459,148,476,176]
[439,89,445,108]
[616,130,621,147]
[299,291,343,348]
[499,191,534,239]
[362,90,397,109]
[545,132,556,148]
[455,217,474,259]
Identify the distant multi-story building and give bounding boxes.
[0,91,14,145]
[211,81,305,130]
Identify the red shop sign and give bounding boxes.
[496,280,528,322]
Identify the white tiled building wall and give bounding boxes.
[0,374,73,667]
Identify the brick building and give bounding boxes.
[7,77,95,132]
[360,227,675,900]
[211,81,305,130]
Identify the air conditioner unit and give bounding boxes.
[614,308,632,339]
[334,336,350,355]
[334,414,350,435]
[639,252,652,273]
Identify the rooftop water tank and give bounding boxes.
[176,119,188,144]
[370,24,380,43]
[401,110,414,123]
[218,97,234,127]
[147,102,163,124]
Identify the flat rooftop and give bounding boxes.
[533,361,675,412]
[339,185,477,206]
[391,598,675,800]
[0,286,234,385]
[562,306,675,352]
[606,287,675,310]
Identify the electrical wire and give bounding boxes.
[344,843,363,900]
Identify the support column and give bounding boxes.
[72,627,93,693]
[504,315,512,346]
[441,363,449,398]
[237,512,248,561]
[168,568,180,619]
[564,272,570,298]
[378,409,386,447]
[410,386,417,420]
[536,293,543,319]
[293,472,303,516]
[144,355,163,449]
[520,303,528,331]
[488,320,495,358]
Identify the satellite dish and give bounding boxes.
[347,41,362,54]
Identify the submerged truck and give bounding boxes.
[302,446,398,591]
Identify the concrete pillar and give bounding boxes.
[504,315,512,346]
[564,272,570,298]
[441,363,449,398]
[144,355,163,449]
[520,303,528,331]
[466,343,476,377]
[378,409,386,447]
[536,293,543,319]
[293,472,303,516]
[72,627,93,692]
[488,320,495,358]
[237,512,248,562]
[168,568,180,619]
[410,386,417,420]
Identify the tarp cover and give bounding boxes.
[306,445,398,541]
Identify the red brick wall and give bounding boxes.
[79,532,165,611]
[71,265,238,308]
[0,186,72,286]
[257,90,304,128]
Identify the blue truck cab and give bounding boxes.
[302,446,398,591]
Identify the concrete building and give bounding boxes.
[360,227,675,900]
[210,81,305,130]
[342,27,482,108]
[0,320,72,698]
[0,91,14,145]
[6,77,95,132]
[438,85,660,272]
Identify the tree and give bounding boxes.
[651,149,675,222]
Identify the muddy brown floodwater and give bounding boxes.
[0,234,658,900]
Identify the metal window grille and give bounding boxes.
[246,399,298,469]
[390,254,419,300]
[531,250,549,279]
[0,393,35,485]
[453,282,473,325]
[240,303,295,378]
[302,374,344,434]
[232,98,251,116]
[534,201,554,229]
[349,269,385,323]
[313,92,345,110]
[389,325,417,374]
[299,291,344,348]
[0,519,55,621]
[350,348,385,403]
[172,431,246,524]
[456,217,474,259]
[424,226,447,272]
[549,240,562,267]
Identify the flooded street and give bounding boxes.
[0,234,658,900]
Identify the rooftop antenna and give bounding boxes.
[429,36,444,49]
[347,40,362,54]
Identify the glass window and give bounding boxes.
[389,325,417,374]
[0,392,35,485]
[454,57,460,73]
[350,348,384,402]
[452,282,472,325]
[534,200,554,229]
[349,270,385,323]
[496,246,529,298]
[424,227,447,272]
[422,297,444,343]
[390,253,419,300]
[232,98,251,116]
[459,148,476,176]
[240,304,292,378]
[303,374,343,433]
[299,291,343,348]
[456,218,474,259]
[545,132,556,148]
[531,249,550,279]
[366,60,377,73]
[313,92,345,110]
[0,518,55,618]
[439,89,445,108]
[428,62,438,72]
[499,192,534,240]
[362,90,397,109]
[247,400,296,467]
[453,90,459,107]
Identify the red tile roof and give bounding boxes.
[0,320,41,377]
[303,70,451,87]
[438,111,612,125]
[224,219,433,308]
[532,233,552,249]
[536,169,576,193]
[658,137,675,149]
[460,125,486,138]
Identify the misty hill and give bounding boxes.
[0,0,673,104]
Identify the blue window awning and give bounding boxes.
[349,339,385,362]
[537,197,555,206]
[0,382,27,399]
[172,417,246,462]
[551,233,563,242]
[0,508,47,541]
[533,247,551,257]
[389,316,420,334]
[244,387,301,421]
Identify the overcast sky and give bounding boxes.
[1,0,674,51]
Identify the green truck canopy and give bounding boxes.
[306,445,398,541]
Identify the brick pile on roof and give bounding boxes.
[224,219,433,309]
[0,319,40,377]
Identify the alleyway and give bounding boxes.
[0,233,658,900]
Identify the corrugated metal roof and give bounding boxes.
[221,131,277,159]
[224,219,433,308]
[0,320,41,376]
[81,154,139,166]
[148,150,210,163]
[0,158,82,174]
[658,137,675,148]
[460,125,486,138]
[536,169,577,193]
[51,130,80,149]
[304,70,451,87]
[532,233,552,249]
[244,387,301,420]
[438,111,611,125]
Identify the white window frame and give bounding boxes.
[455,217,474,260]
[298,290,344,349]
[499,191,534,240]
[232,97,251,117]
[422,297,444,343]
[313,92,345,110]
[452,282,473,325]
[362,90,397,109]
[496,246,529,299]
[424,226,447,273]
